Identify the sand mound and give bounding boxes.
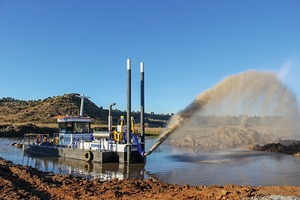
[170,126,275,150]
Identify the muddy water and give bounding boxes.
[0,137,299,186]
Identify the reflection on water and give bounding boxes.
[22,153,145,181]
[0,138,146,181]
[1,137,300,186]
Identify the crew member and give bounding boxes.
[36,134,41,144]
[54,135,59,146]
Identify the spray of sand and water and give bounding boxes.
[144,70,299,156]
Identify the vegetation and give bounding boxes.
[0,93,171,137]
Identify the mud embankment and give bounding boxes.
[252,140,300,157]
[0,157,300,199]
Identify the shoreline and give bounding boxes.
[0,157,299,199]
[0,123,162,138]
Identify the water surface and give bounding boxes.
[1,137,299,186]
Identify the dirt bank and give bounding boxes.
[0,158,299,199]
[252,140,300,157]
[0,123,57,137]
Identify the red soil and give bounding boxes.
[0,157,299,200]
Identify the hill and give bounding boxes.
[0,93,171,137]
[0,94,100,123]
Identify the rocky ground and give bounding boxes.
[0,157,300,200]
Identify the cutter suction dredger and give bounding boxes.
[22,114,146,163]
[23,59,148,164]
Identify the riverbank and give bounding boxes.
[0,157,299,199]
[0,123,162,137]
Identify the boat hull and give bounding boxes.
[22,143,144,163]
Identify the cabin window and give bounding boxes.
[58,122,73,133]
[66,122,73,133]
[58,122,90,133]
[74,122,90,133]
[58,123,66,133]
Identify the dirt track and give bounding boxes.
[0,157,300,199]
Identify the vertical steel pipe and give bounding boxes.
[79,94,85,117]
[76,94,90,117]
[108,103,116,138]
[126,58,131,163]
[140,62,145,153]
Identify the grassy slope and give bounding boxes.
[0,94,167,136]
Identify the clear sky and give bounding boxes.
[0,0,299,114]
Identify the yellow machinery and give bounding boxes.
[113,116,125,142]
[113,116,138,143]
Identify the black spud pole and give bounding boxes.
[140,62,145,153]
[127,58,131,163]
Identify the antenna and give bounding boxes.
[76,94,90,117]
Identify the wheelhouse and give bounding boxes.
[56,116,91,133]
[54,116,92,147]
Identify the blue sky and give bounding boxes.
[0,0,299,114]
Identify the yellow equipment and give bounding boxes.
[113,116,138,143]
[113,116,125,142]
[131,117,139,135]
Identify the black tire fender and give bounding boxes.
[83,150,94,162]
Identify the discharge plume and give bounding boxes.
[144,70,299,156]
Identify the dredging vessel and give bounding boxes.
[22,59,146,164]
[22,94,145,163]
